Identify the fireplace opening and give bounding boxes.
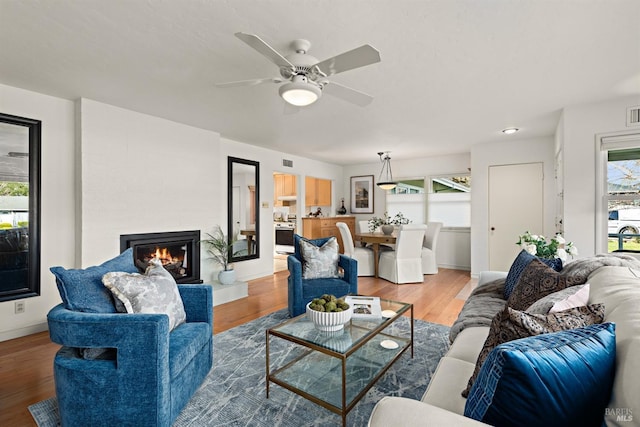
[120,230,203,284]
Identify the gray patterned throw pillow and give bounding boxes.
[102,258,186,331]
[299,237,340,279]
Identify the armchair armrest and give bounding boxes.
[47,304,170,370]
[178,284,212,325]
[339,255,358,290]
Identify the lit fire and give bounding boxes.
[150,247,178,265]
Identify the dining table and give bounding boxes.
[240,229,256,255]
[354,232,397,278]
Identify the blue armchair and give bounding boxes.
[288,235,358,317]
[47,284,213,427]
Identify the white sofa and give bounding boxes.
[369,266,640,426]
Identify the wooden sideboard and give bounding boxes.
[302,216,356,254]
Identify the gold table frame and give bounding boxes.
[266,298,413,426]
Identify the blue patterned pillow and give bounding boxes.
[50,248,138,313]
[503,250,563,299]
[464,323,616,427]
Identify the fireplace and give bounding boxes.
[120,230,203,284]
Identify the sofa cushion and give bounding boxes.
[587,266,640,426]
[462,303,605,397]
[299,236,339,279]
[464,323,616,427]
[422,357,477,415]
[103,258,186,331]
[507,258,577,311]
[50,248,138,313]
[503,250,563,299]
[526,284,589,314]
[445,327,490,364]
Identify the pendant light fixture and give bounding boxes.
[376,151,397,190]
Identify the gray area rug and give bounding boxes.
[29,309,450,426]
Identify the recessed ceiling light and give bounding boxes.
[502,127,520,135]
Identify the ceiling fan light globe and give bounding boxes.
[279,78,321,106]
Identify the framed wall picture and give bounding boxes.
[350,175,374,214]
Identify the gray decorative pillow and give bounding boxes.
[462,303,605,397]
[299,237,339,279]
[506,258,582,311]
[102,258,186,331]
[526,284,588,314]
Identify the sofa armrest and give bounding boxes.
[178,284,212,325]
[368,397,488,426]
[478,271,507,287]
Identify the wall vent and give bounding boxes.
[282,159,293,167]
[628,105,640,127]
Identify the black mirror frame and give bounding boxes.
[227,156,260,263]
[0,113,41,302]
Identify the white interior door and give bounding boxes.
[489,163,543,271]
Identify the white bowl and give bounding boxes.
[306,302,353,331]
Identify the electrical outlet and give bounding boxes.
[15,301,25,314]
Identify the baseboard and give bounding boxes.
[438,263,471,271]
[0,322,48,342]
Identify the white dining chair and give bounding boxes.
[378,224,427,284]
[336,222,375,276]
[422,222,443,274]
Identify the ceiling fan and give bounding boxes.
[216,32,381,107]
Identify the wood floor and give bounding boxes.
[0,268,473,426]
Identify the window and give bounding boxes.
[427,175,471,227]
[386,178,425,224]
[597,133,640,253]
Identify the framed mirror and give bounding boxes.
[227,156,260,262]
[0,113,41,302]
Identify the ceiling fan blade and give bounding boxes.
[322,81,374,107]
[215,77,281,88]
[235,32,295,70]
[313,45,381,77]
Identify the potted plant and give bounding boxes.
[200,225,238,285]
[368,212,411,235]
[516,231,578,262]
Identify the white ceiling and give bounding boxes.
[1,0,639,165]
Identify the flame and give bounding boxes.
[153,247,172,263]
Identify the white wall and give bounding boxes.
[0,84,75,341]
[220,138,345,280]
[343,153,472,270]
[470,137,556,276]
[77,99,224,285]
[559,95,640,257]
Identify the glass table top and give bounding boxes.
[269,298,411,354]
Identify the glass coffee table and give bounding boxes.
[265,298,413,426]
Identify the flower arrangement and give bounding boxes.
[368,212,411,232]
[516,231,578,262]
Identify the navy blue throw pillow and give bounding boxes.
[464,323,616,427]
[503,250,562,299]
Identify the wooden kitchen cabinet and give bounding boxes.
[302,216,355,254]
[274,174,297,206]
[305,177,332,206]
